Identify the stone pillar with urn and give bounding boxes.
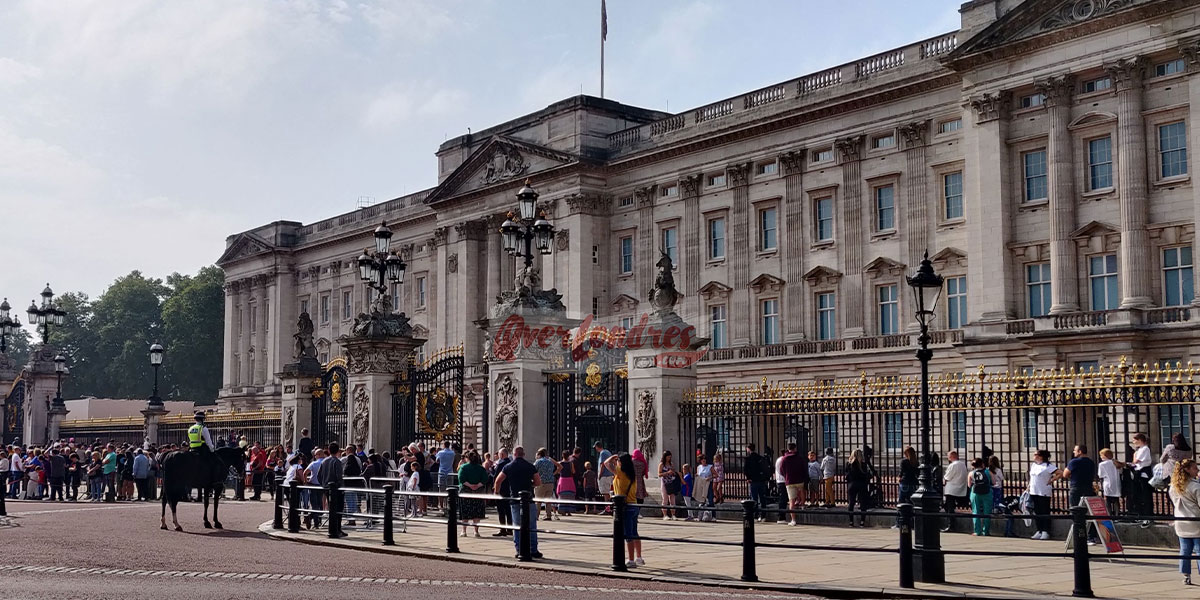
[22,346,64,445]
[278,311,324,448]
[339,304,425,453]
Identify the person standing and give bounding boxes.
[557,450,577,516]
[435,440,457,492]
[101,444,118,502]
[658,451,680,520]
[895,447,919,528]
[605,452,644,568]
[744,444,769,522]
[491,448,513,537]
[968,457,993,536]
[780,443,807,526]
[317,443,346,537]
[594,442,613,510]
[941,451,968,533]
[297,428,315,461]
[1169,458,1200,586]
[1130,432,1155,527]
[773,449,788,523]
[493,446,543,559]
[845,448,871,527]
[821,448,837,508]
[1027,449,1058,540]
[132,449,150,502]
[1057,444,1099,544]
[1162,433,1193,485]
[66,452,81,502]
[1097,448,1123,517]
[47,447,66,502]
[248,441,268,501]
[457,451,488,538]
[532,448,559,521]
[806,451,821,508]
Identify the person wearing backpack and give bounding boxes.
[969,458,993,536]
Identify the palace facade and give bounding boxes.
[219,0,1200,414]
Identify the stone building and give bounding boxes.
[218,0,1200,416]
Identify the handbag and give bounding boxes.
[663,473,681,495]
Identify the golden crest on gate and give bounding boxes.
[418,385,459,441]
[330,381,343,410]
[584,362,602,388]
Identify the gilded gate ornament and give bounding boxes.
[418,384,459,441]
[351,385,369,447]
[495,375,519,449]
[635,389,657,457]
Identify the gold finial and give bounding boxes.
[859,371,868,387]
[976,364,986,383]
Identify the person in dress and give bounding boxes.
[457,451,488,538]
[712,452,725,504]
[556,450,577,516]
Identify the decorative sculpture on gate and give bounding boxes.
[282,407,295,447]
[635,388,657,456]
[293,312,318,360]
[418,384,458,441]
[495,374,519,449]
[648,251,681,318]
[352,385,369,447]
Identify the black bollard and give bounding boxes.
[518,490,533,562]
[287,482,300,533]
[327,483,342,539]
[898,503,914,589]
[446,486,460,553]
[611,495,627,571]
[1070,506,1094,598]
[0,486,6,516]
[273,478,284,530]
[382,485,395,546]
[741,499,758,582]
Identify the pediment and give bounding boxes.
[1069,111,1117,129]
[424,136,581,205]
[749,273,786,294]
[216,233,274,266]
[930,247,968,270]
[802,266,842,286]
[610,293,639,313]
[864,256,907,279]
[698,281,733,301]
[946,0,1156,69]
[1070,220,1119,239]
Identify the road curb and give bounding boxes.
[256,521,1057,600]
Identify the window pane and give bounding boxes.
[817,292,836,341]
[878,284,898,335]
[709,219,725,259]
[760,208,777,250]
[875,186,894,230]
[816,198,833,240]
[944,172,963,219]
[1160,122,1188,178]
[663,228,678,266]
[1024,151,1048,202]
[1088,137,1112,190]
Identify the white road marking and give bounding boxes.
[0,564,799,597]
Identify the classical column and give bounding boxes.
[835,136,866,337]
[222,280,237,388]
[455,219,489,364]
[237,280,251,387]
[429,226,448,349]
[965,92,1014,324]
[486,215,504,308]
[728,162,753,345]
[1106,57,1152,309]
[635,185,657,301]
[680,176,702,324]
[564,194,606,318]
[1038,74,1080,314]
[1182,39,1200,306]
[780,151,806,341]
[900,122,931,330]
[254,274,270,385]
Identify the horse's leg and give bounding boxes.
[203,487,212,529]
[161,493,168,530]
[172,496,183,532]
[212,486,222,529]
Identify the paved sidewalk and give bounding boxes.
[258,508,1190,599]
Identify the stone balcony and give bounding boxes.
[971,306,1197,341]
[697,329,963,364]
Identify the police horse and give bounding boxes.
[160,446,245,531]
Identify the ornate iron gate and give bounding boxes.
[393,347,464,452]
[546,363,629,461]
[3,377,24,446]
[311,361,348,448]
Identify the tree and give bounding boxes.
[48,292,98,398]
[161,266,225,404]
[3,327,32,368]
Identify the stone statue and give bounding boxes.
[635,389,657,457]
[648,251,681,317]
[282,407,295,447]
[349,306,413,339]
[293,312,317,360]
[515,264,541,292]
[352,385,370,447]
[494,375,519,449]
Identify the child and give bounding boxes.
[1097,447,1123,518]
[806,451,821,507]
[681,464,695,521]
[582,461,598,513]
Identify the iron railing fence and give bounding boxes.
[680,358,1198,516]
[59,416,145,447]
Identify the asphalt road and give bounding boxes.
[0,498,810,600]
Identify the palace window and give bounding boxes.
[884,413,903,450]
[707,173,726,187]
[1089,254,1119,311]
[756,161,778,176]
[1076,360,1099,373]
[1019,93,1045,109]
[320,294,330,324]
[812,148,833,163]
[416,276,427,308]
[946,276,967,329]
[874,185,895,231]
[1026,263,1052,317]
[878,284,899,335]
[815,197,834,241]
[1163,246,1194,306]
[620,317,634,331]
[951,410,967,450]
[342,290,352,320]
[1081,76,1111,94]
[662,227,678,267]
[816,292,836,341]
[943,171,963,220]
[1023,150,1048,202]
[759,207,778,251]
[660,184,679,198]
[1155,59,1185,78]
[761,299,780,345]
[1159,122,1188,178]
[248,301,257,333]
[300,298,309,316]
[1021,409,1039,449]
[710,305,728,349]
[708,217,726,260]
[1087,136,1113,190]
[821,415,838,451]
[619,236,634,274]
[938,118,962,134]
[1160,405,1192,445]
[619,195,634,207]
[872,134,896,150]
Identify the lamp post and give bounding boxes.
[0,298,21,353]
[27,284,66,345]
[356,222,407,306]
[905,251,945,583]
[500,180,555,271]
[148,342,164,408]
[52,353,67,409]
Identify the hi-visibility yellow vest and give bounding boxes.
[188,424,204,449]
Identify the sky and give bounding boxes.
[0,0,961,303]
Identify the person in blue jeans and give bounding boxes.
[744,444,770,521]
[895,447,919,527]
[493,446,543,559]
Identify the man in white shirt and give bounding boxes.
[1129,433,1153,526]
[941,451,968,533]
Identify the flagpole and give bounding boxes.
[600,0,605,98]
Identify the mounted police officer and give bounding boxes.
[187,412,215,455]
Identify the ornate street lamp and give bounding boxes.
[501,180,555,270]
[27,283,66,345]
[905,251,945,584]
[52,353,67,409]
[357,222,407,307]
[148,342,164,408]
[0,298,22,354]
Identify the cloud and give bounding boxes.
[0,58,41,87]
[362,83,468,131]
